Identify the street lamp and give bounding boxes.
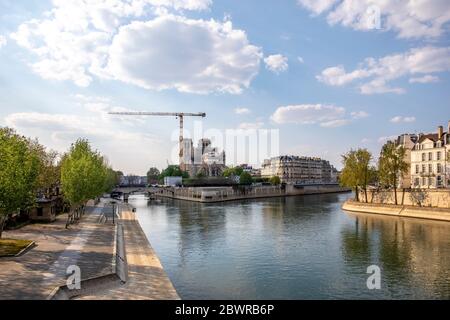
[109,200,117,225]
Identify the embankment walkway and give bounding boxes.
[0,199,179,300]
[342,200,450,222]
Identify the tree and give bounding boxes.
[222,167,244,177]
[0,128,41,238]
[269,176,281,185]
[340,149,376,202]
[378,142,408,205]
[159,165,189,182]
[239,172,253,185]
[147,167,160,183]
[61,139,111,227]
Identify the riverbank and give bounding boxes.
[342,200,450,222]
[156,184,350,203]
[0,199,179,300]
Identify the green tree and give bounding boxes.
[159,165,189,182]
[340,149,376,202]
[378,142,408,205]
[0,128,41,238]
[269,176,281,185]
[239,172,253,185]
[147,167,161,183]
[222,166,244,177]
[61,139,111,227]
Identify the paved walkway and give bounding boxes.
[76,207,179,300]
[0,200,179,300]
[0,201,115,300]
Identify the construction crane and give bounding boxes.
[108,111,206,166]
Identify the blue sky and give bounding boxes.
[1,0,450,174]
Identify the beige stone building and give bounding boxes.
[261,155,338,185]
[411,122,450,188]
[394,133,419,188]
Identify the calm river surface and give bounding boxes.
[130,193,450,299]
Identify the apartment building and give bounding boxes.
[395,133,419,188]
[411,122,450,188]
[261,155,338,185]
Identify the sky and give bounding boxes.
[1,0,450,175]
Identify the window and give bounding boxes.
[429,152,432,161]
[415,178,420,186]
[437,176,442,186]
[37,207,43,217]
[437,163,442,173]
[429,177,434,186]
[416,165,419,174]
[429,164,433,173]
[437,152,441,160]
[422,164,426,173]
[422,177,426,185]
[422,153,426,161]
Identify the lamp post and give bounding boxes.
[109,200,116,225]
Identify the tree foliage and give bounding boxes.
[0,128,41,238]
[239,172,253,185]
[269,176,281,185]
[222,166,244,177]
[60,139,114,227]
[159,165,189,182]
[147,167,160,182]
[340,149,377,202]
[378,142,408,205]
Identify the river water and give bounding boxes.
[130,193,450,299]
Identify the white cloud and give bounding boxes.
[297,0,338,15]
[297,0,450,39]
[320,119,351,128]
[409,75,439,84]
[234,107,251,115]
[238,122,264,130]
[297,56,304,63]
[0,35,6,48]
[11,1,262,94]
[4,95,167,173]
[390,116,416,123]
[350,111,369,119]
[271,104,346,125]
[317,46,450,94]
[264,54,289,73]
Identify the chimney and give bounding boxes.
[438,126,443,139]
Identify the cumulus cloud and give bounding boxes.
[271,104,345,125]
[106,16,262,94]
[271,104,369,128]
[409,75,439,84]
[264,54,289,73]
[350,111,369,119]
[390,116,416,123]
[11,0,262,94]
[297,0,450,39]
[317,46,450,94]
[234,107,251,115]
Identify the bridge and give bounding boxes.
[111,187,160,202]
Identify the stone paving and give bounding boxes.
[76,208,180,300]
[0,200,179,300]
[0,201,115,300]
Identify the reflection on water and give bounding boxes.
[131,193,450,299]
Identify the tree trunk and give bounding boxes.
[355,186,359,202]
[0,215,7,239]
[394,187,398,205]
[364,187,368,203]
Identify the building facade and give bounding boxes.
[182,138,226,177]
[411,122,450,188]
[261,155,338,185]
[394,133,419,188]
